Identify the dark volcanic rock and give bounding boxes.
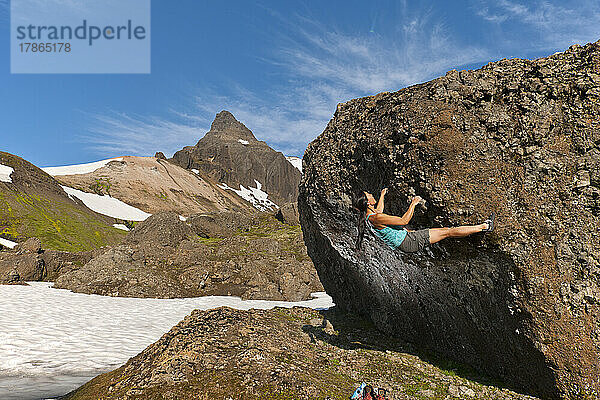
[126,212,193,249]
[171,111,301,206]
[6,268,20,283]
[274,202,300,225]
[298,41,600,399]
[63,307,539,400]
[0,239,96,284]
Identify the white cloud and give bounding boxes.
[269,10,490,94]
[80,112,203,157]
[475,0,600,50]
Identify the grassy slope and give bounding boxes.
[0,190,125,252]
[0,151,125,252]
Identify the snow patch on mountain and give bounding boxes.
[43,158,124,176]
[238,139,249,145]
[286,156,302,172]
[191,169,199,174]
[62,186,151,221]
[112,224,130,231]
[218,180,278,212]
[0,238,18,249]
[0,164,14,183]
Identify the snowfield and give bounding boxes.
[62,186,151,221]
[286,156,302,172]
[0,282,333,400]
[43,158,124,176]
[0,238,18,249]
[0,164,14,183]
[112,224,130,231]
[218,180,278,211]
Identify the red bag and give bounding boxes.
[362,385,387,400]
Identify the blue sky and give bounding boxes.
[1,0,599,167]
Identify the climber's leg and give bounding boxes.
[428,224,487,244]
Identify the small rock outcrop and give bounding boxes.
[0,237,98,284]
[299,41,600,399]
[171,111,301,206]
[54,211,323,301]
[63,307,539,400]
[7,268,20,283]
[16,237,42,254]
[274,202,300,225]
[126,211,193,248]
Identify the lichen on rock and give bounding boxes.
[299,40,600,399]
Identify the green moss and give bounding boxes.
[155,190,169,201]
[89,178,112,195]
[273,308,308,323]
[0,191,125,252]
[196,236,225,246]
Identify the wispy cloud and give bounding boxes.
[84,8,491,158]
[475,0,600,50]
[80,112,203,157]
[271,14,489,94]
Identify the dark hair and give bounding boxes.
[352,191,368,250]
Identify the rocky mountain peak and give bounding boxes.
[206,110,256,142]
[171,111,302,207]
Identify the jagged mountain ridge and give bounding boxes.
[171,111,302,206]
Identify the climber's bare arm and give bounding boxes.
[371,213,410,227]
[372,196,422,227]
[400,197,421,224]
[375,188,388,213]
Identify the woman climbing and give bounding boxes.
[352,188,494,252]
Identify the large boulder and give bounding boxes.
[298,41,600,400]
[274,202,300,225]
[0,240,99,284]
